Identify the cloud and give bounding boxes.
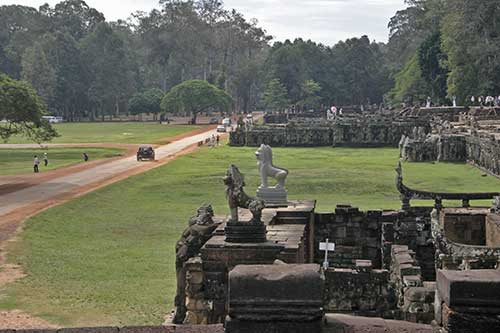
[0,0,407,45]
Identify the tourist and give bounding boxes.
[470,96,475,105]
[43,152,48,167]
[426,96,431,108]
[33,155,40,173]
[83,152,89,162]
[479,96,484,106]
[216,134,220,146]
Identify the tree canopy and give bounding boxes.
[0,73,57,142]
[1,0,498,118]
[161,80,232,123]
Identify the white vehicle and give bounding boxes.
[222,118,231,126]
[216,125,227,132]
[42,116,64,123]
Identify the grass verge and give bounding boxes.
[3,123,200,144]
[0,148,125,176]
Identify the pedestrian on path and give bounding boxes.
[216,134,220,146]
[43,152,48,167]
[83,152,89,162]
[33,155,40,173]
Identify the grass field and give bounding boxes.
[2,146,500,326]
[0,148,126,176]
[3,123,201,144]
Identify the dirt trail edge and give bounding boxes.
[0,126,221,329]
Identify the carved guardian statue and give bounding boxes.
[256,144,288,189]
[224,164,265,223]
[255,144,289,206]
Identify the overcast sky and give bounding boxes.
[0,0,407,45]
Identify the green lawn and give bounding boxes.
[4,123,201,144]
[0,148,125,176]
[2,146,500,326]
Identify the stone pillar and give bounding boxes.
[183,257,211,325]
[436,269,500,332]
[226,263,324,333]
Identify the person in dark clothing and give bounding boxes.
[83,152,89,162]
[216,134,220,146]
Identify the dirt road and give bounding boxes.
[0,128,218,217]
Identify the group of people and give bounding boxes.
[470,95,500,107]
[208,134,220,147]
[33,152,89,173]
[33,153,49,173]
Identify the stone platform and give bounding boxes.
[256,186,288,207]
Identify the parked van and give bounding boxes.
[42,116,64,123]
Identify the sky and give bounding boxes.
[0,0,408,45]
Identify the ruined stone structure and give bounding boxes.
[168,155,500,332]
[230,115,430,147]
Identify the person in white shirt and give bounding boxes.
[33,155,40,173]
[43,152,48,167]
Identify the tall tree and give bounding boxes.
[21,41,57,108]
[161,79,232,124]
[262,78,290,112]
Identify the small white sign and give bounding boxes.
[319,242,335,251]
[319,238,335,270]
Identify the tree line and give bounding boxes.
[2,0,499,133]
[387,0,500,106]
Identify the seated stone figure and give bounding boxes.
[255,144,289,205]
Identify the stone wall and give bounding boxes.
[390,245,435,324]
[230,118,428,147]
[433,209,500,270]
[381,208,435,282]
[323,262,395,316]
[466,133,500,176]
[441,209,487,246]
[314,205,382,268]
[486,213,500,247]
[401,134,467,163]
[401,129,500,178]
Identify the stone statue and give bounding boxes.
[173,204,220,324]
[491,196,500,214]
[256,144,288,189]
[224,164,265,223]
[255,144,289,206]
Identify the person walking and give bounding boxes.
[33,155,40,173]
[43,152,48,167]
[83,152,89,162]
[216,134,220,146]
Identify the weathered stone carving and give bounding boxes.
[224,164,265,224]
[173,204,220,324]
[255,144,288,205]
